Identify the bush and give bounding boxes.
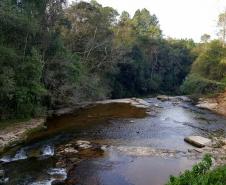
[166,154,226,185]
[180,74,226,95]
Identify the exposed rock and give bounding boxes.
[212,139,225,148]
[196,91,226,117]
[184,136,212,148]
[0,118,45,154]
[64,147,78,154]
[100,145,108,151]
[157,95,170,101]
[96,98,150,109]
[76,140,91,145]
[196,101,218,110]
[76,140,92,149]
[65,144,72,148]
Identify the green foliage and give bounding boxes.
[181,74,226,95]
[0,0,196,120]
[110,38,195,98]
[132,8,161,38]
[181,40,226,95]
[0,0,46,119]
[192,40,226,81]
[166,154,226,185]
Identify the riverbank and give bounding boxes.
[0,98,149,154]
[196,91,226,117]
[0,118,46,154]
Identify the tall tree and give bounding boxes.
[61,1,118,73]
[132,8,162,38]
[218,10,226,46]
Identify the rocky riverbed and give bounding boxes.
[0,118,45,154]
[196,91,226,117]
[1,96,226,185]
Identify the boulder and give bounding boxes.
[184,136,211,148]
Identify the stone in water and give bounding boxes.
[184,136,211,148]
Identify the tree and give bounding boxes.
[181,40,226,95]
[0,0,197,120]
[201,34,211,43]
[218,10,226,46]
[120,11,130,23]
[0,0,46,119]
[132,8,162,38]
[61,1,118,73]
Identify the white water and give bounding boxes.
[42,145,54,156]
[0,156,11,163]
[47,168,67,180]
[12,148,27,161]
[0,145,54,163]
[30,168,67,185]
[0,148,27,163]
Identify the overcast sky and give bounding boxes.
[70,0,226,41]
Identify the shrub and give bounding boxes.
[166,154,226,185]
[180,74,226,95]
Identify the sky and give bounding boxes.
[70,0,226,42]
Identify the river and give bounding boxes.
[1,96,226,185]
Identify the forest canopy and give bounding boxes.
[1,0,225,120]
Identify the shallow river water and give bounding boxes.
[1,97,226,185]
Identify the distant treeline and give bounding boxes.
[1,0,225,120]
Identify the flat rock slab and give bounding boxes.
[96,98,150,109]
[184,136,211,148]
[0,118,45,153]
[196,102,218,110]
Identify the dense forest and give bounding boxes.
[0,0,226,120]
